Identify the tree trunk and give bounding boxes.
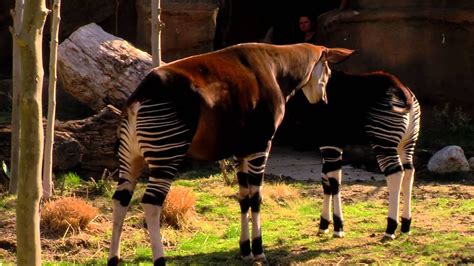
[15,0,48,264]
[151,0,163,67]
[57,23,153,112]
[9,0,24,195]
[43,0,61,200]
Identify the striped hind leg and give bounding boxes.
[236,145,271,262]
[398,98,421,235]
[319,146,345,237]
[137,101,193,264]
[109,109,146,264]
[371,144,404,240]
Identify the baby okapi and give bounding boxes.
[108,43,352,265]
[305,50,421,240]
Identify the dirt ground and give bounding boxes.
[266,145,385,182]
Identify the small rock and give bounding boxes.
[469,157,474,170]
[427,145,470,173]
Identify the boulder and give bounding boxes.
[427,145,470,173]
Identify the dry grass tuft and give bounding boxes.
[41,197,98,236]
[264,183,301,205]
[162,186,196,229]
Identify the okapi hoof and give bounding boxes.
[401,230,411,236]
[107,256,120,266]
[240,254,254,262]
[382,233,396,241]
[154,257,166,266]
[319,216,330,235]
[253,253,268,265]
[318,228,330,235]
[333,231,345,238]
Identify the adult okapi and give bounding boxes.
[305,53,421,240]
[108,43,351,265]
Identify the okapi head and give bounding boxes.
[302,47,355,104]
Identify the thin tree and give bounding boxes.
[43,0,61,200]
[8,0,24,194]
[151,0,163,67]
[15,0,49,264]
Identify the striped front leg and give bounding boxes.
[319,146,345,237]
[236,148,270,262]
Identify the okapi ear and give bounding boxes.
[325,48,356,64]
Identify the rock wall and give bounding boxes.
[317,1,474,107]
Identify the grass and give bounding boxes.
[0,170,472,265]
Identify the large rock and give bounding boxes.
[136,0,219,62]
[427,145,470,173]
[317,1,474,107]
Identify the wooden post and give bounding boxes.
[151,0,163,67]
[8,0,24,194]
[42,0,61,200]
[15,0,48,264]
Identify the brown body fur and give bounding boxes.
[126,43,325,160]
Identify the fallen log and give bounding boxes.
[0,105,121,177]
[56,105,122,175]
[58,23,153,112]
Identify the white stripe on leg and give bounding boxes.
[385,171,403,239]
[320,193,332,234]
[328,169,344,237]
[143,203,164,261]
[109,199,129,260]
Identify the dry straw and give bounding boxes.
[41,197,98,236]
[161,186,196,229]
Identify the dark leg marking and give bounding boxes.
[401,217,411,233]
[107,256,119,266]
[239,197,250,213]
[322,177,331,195]
[252,236,264,256]
[240,239,251,257]
[386,217,398,235]
[154,257,166,266]
[112,189,134,207]
[319,216,330,231]
[328,178,340,195]
[249,192,262,213]
[237,172,250,188]
[333,214,344,232]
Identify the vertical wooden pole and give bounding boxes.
[8,0,24,194]
[151,0,163,67]
[43,0,61,199]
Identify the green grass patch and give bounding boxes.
[57,171,81,190]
